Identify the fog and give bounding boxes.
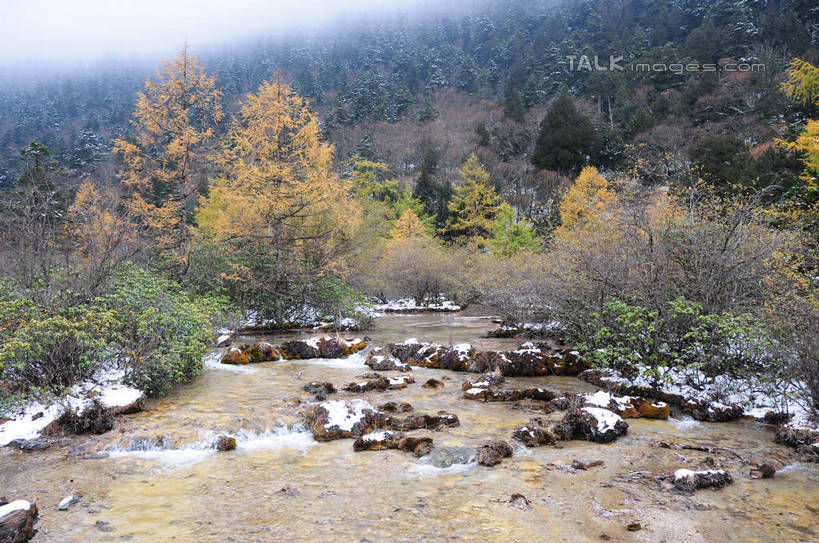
[0,0,444,67]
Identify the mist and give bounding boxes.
[0,0,457,68]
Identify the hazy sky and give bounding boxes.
[0,0,421,65]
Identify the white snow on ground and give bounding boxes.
[0,367,144,446]
[588,364,811,421]
[388,375,413,387]
[373,297,461,312]
[673,469,728,484]
[782,410,818,432]
[0,500,31,518]
[583,391,629,411]
[321,399,374,431]
[582,407,623,432]
[452,343,472,360]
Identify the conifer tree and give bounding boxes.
[113,47,223,277]
[531,92,594,174]
[440,154,503,243]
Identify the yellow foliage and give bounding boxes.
[390,209,427,240]
[113,47,223,273]
[196,78,359,282]
[554,166,621,241]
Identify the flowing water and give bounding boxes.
[1,314,817,542]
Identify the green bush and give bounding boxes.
[574,297,778,386]
[100,267,223,397]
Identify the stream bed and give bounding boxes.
[1,313,817,542]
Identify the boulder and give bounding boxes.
[512,417,566,447]
[582,391,669,420]
[216,435,236,452]
[281,337,367,359]
[775,413,819,448]
[562,408,628,443]
[689,401,743,422]
[52,401,113,435]
[476,440,514,466]
[344,374,414,393]
[353,431,433,456]
[378,402,413,413]
[365,349,411,372]
[463,385,557,403]
[672,469,733,491]
[389,411,459,431]
[422,379,444,389]
[305,399,388,441]
[221,347,249,365]
[5,438,51,452]
[246,342,280,362]
[0,500,38,543]
[303,382,336,400]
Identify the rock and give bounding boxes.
[0,500,38,543]
[378,402,413,413]
[463,385,557,403]
[365,348,411,372]
[305,399,387,441]
[5,438,51,452]
[689,401,743,422]
[582,391,669,420]
[94,520,115,533]
[246,342,280,362]
[672,469,733,491]
[280,336,367,359]
[221,347,250,365]
[561,408,628,443]
[344,376,390,393]
[512,417,566,447]
[215,332,232,347]
[216,435,236,452]
[462,372,505,390]
[750,462,776,479]
[386,339,426,364]
[508,493,531,511]
[353,431,433,456]
[389,412,459,431]
[52,400,113,435]
[57,495,79,511]
[775,413,819,448]
[303,382,336,400]
[487,326,522,338]
[476,440,514,466]
[422,379,444,389]
[626,522,642,531]
[571,459,604,470]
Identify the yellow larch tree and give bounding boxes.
[554,166,620,238]
[390,209,428,240]
[113,47,223,277]
[196,78,359,321]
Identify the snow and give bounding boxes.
[388,375,413,386]
[582,407,623,432]
[465,388,486,395]
[0,500,31,518]
[0,366,144,446]
[373,297,461,312]
[673,468,727,483]
[584,391,628,411]
[360,431,393,442]
[452,343,472,360]
[783,411,818,432]
[322,399,374,431]
[216,333,231,344]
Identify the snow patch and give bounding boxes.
[0,500,31,518]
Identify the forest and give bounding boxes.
[0,1,817,541]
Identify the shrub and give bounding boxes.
[100,267,219,397]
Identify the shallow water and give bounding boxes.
[1,314,816,542]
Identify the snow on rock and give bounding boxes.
[0,499,38,542]
[672,469,733,491]
[582,391,669,419]
[352,430,433,456]
[373,297,461,313]
[775,411,819,449]
[365,348,411,372]
[306,399,387,441]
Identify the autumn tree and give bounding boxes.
[391,209,428,240]
[196,79,358,322]
[113,47,223,277]
[440,154,503,244]
[554,166,619,237]
[488,202,540,257]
